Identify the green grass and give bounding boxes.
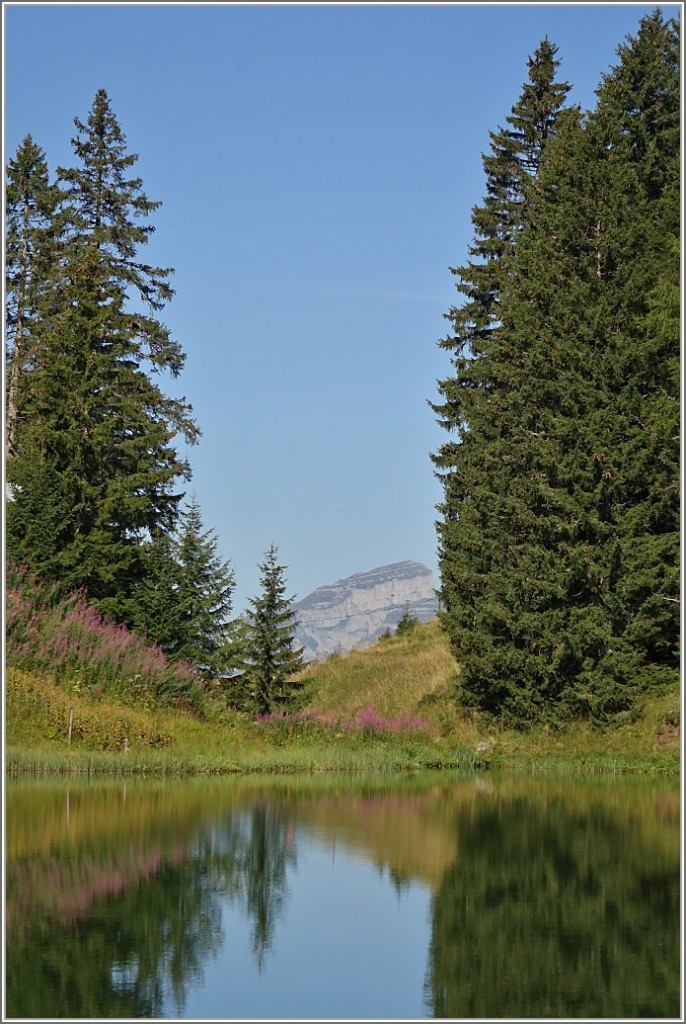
[6,620,680,776]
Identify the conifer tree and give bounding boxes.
[432,40,573,638]
[134,498,236,679]
[5,136,64,461]
[395,605,419,636]
[172,497,236,677]
[576,9,680,702]
[437,11,680,723]
[132,530,185,656]
[6,90,199,620]
[244,545,305,714]
[510,9,681,719]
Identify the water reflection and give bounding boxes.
[5,772,680,1019]
[425,784,680,1018]
[7,784,299,1017]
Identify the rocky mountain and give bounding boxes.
[293,560,438,661]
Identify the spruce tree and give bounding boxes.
[432,40,572,639]
[134,498,237,679]
[439,11,680,723]
[172,497,236,678]
[395,605,419,636]
[245,545,305,714]
[577,10,680,702]
[132,530,185,656]
[5,136,64,461]
[6,90,199,620]
[512,9,682,719]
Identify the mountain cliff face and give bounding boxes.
[293,561,438,661]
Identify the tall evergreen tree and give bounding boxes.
[244,545,305,714]
[5,135,64,461]
[431,40,573,640]
[571,9,681,704]
[436,12,680,723]
[6,90,199,621]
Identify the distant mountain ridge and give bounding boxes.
[293,560,438,661]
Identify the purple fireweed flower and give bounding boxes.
[253,703,429,738]
[6,563,201,706]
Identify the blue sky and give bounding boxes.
[4,2,678,613]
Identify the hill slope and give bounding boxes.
[296,618,456,725]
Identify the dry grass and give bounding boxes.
[297,619,458,722]
[296,618,679,773]
[5,662,479,775]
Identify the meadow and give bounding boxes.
[5,576,679,777]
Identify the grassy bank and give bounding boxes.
[297,619,680,775]
[6,619,680,776]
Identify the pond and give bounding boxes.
[5,771,680,1019]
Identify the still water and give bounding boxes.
[5,771,680,1019]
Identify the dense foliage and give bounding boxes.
[432,12,680,725]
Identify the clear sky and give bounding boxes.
[3,2,678,613]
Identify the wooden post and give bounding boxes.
[68,708,74,745]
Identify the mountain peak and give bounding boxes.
[293,560,438,660]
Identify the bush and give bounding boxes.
[395,607,419,636]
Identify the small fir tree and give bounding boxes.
[245,545,305,714]
[173,497,236,678]
[395,605,419,636]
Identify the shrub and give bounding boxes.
[395,607,419,636]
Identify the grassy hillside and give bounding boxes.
[6,618,679,775]
[297,621,680,773]
[297,618,456,722]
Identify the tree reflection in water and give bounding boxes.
[424,793,680,1019]
[6,775,680,1019]
[6,798,296,1018]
